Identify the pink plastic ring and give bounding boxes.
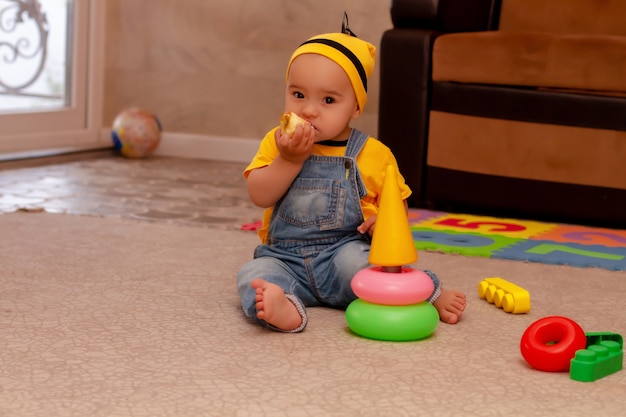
[351,267,434,305]
[520,316,587,372]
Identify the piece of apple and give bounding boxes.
[280,112,307,136]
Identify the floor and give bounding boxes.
[0,150,263,230]
[2,151,625,417]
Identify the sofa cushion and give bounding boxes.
[432,31,626,93]
[426,111,626,190]
[500,0,626,36]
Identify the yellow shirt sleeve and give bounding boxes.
[242,129,412,244]
[356,138,412,223]
[244,128,279,179]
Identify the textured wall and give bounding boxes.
[104,1,392,140]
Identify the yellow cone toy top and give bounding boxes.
[368,165,418,266]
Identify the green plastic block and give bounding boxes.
[585,331,623,348]
[570,340,623,382]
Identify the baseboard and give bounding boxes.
[100,129,260,163]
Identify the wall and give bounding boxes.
[104,0,393,144]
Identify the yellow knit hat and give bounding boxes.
[286,32,376,111]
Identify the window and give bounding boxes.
[0,0,106,158]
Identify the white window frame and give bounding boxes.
[0,0,106,158]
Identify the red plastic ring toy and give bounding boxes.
[520,316,587,372]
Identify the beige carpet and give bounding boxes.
[1,211,625,417]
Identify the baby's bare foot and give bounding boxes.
[250,278,302,331]
[434,288,466,324]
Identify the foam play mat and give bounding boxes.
[409,209,626,271]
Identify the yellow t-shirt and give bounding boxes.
[244,127,412,243]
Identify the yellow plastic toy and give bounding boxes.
[367,166,417,267]
[478,277,530,314]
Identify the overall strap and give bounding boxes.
[344,128,369,199]
[344,128,369,158]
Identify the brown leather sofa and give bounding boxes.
[378,0,626,228]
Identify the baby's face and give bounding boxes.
[285,54,361,142]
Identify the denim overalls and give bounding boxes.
[237,128,441,332]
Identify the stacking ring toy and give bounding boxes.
[520,316,587,372]
[345,299,439,341]
[351,267,434,305]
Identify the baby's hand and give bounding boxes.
[358,215,376,236]
[275,122,315,164]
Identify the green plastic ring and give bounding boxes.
[346,299,439,341]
